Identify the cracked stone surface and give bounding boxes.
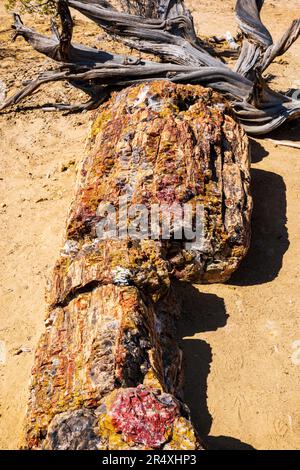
[24,81,251,450]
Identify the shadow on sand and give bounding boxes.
[176,284,255,450]
[230,167,289,286]
[175,146,289,449]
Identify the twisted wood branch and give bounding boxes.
[1,0,300,135]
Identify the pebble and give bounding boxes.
[0,80,6,104]
[60,159,76,172]
[13,346,32,356]
[35,197,48,203]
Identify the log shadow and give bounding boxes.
[267,117,300,140]
[204,435,255,450]
[229,168,289,286]
[249,138,269,163]
[176,283,255,450]
[250,118,300,165]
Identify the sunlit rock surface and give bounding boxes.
[24,81,251,450]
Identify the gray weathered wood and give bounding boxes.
[1,0,300,136]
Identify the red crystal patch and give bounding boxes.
[110,386,179,448]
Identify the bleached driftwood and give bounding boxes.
[1,0,300,135]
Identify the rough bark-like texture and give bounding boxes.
[26,284,194,449]
[24,81,251,450]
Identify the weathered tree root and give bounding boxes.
[24,81,251,450]
[1,0,300,136]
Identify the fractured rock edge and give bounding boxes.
[23,81,252,450]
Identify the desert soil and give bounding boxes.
[0,0,299,450]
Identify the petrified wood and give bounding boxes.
[24,81,251,450]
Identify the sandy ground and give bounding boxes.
[0,0,299,450]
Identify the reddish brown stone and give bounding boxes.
[24,81,251,450]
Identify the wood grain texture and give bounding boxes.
[2,0,300,135]
[23,81,251,449]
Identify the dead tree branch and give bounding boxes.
[1,0,300,135]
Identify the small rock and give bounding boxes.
[13,346,32,356]
[226,31,239,50]
[35,197,48,203]
[0,80,6,104]
[60,159,76,172]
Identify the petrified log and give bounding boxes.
[24,81,251,450]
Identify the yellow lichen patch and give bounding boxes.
[90,108,113,139]
[98,409,116,439]
[107,432,134,450]
[143,367,164,391]
[166,417,198,450]
[97,392,137,450]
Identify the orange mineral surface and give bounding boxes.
[24,81,251,449]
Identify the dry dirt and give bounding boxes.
[0,0,299,450]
